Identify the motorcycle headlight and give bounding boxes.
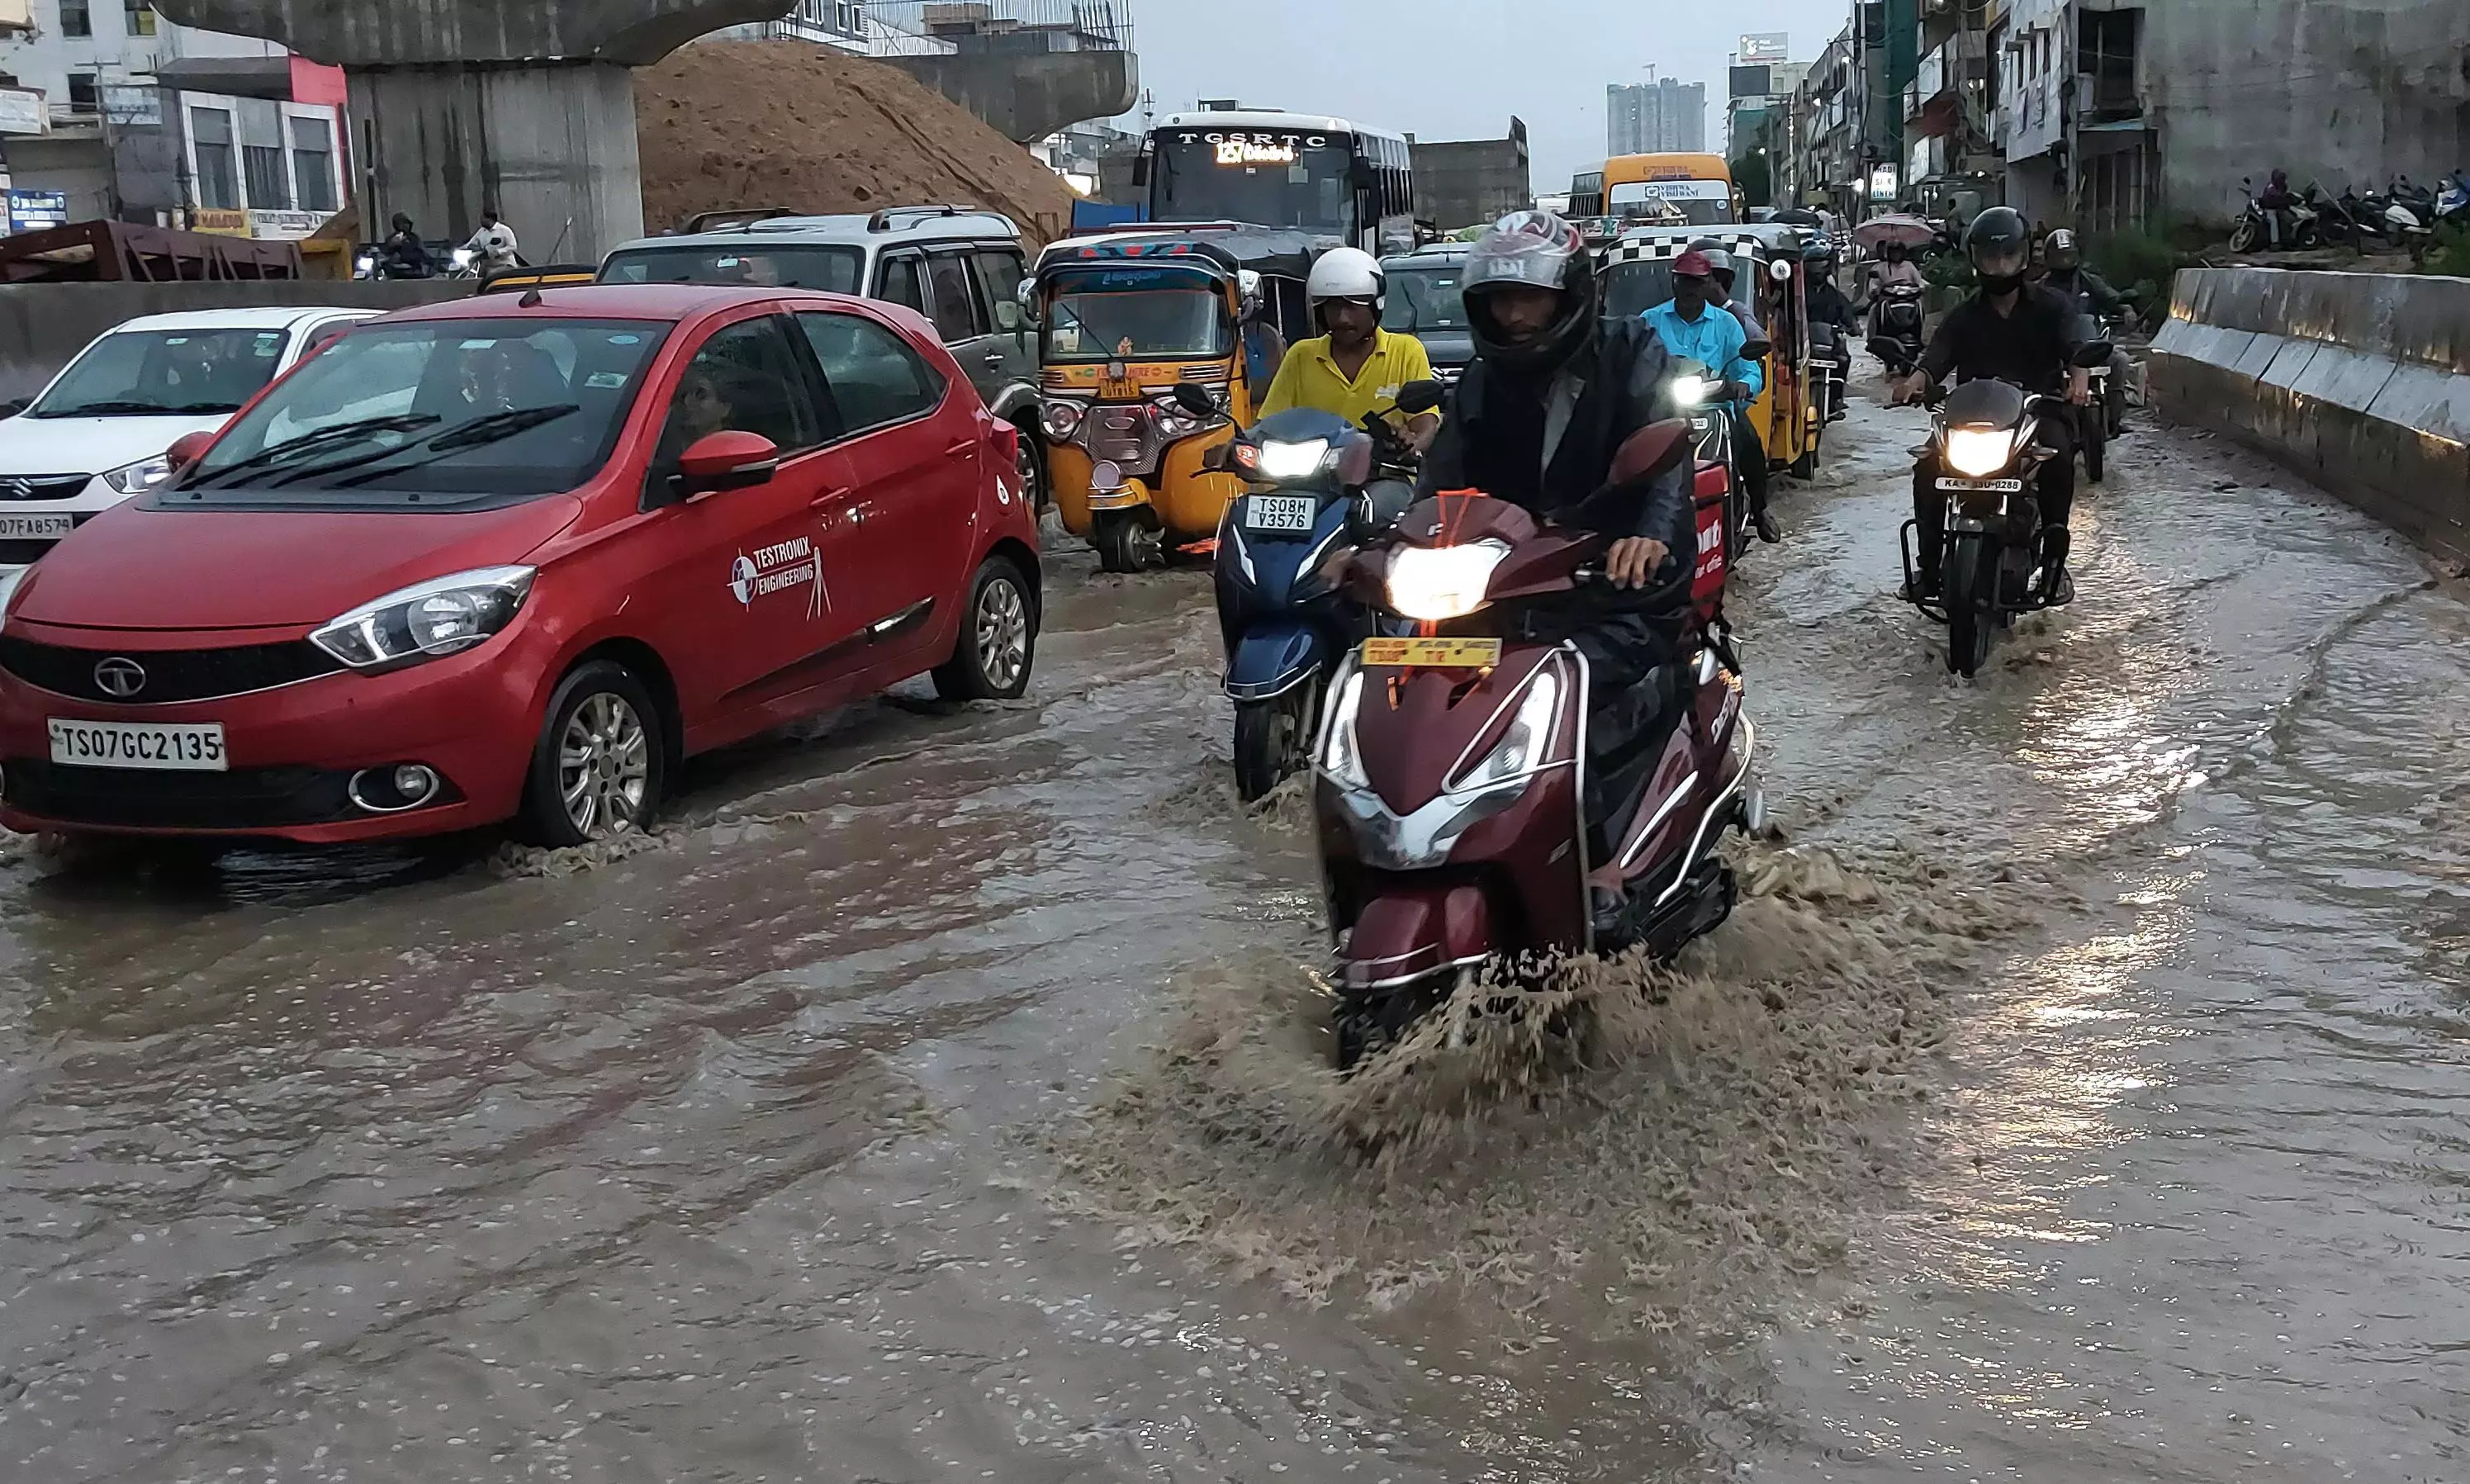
[353,253,377,276]
[1318,666,1369,790]
[311,566,535,671]
[1255,438,1330,482]
[1943,428,2017,478]
[1386,539,1510,622]
[451,248,476,269]
[102,453,178,495]
[1039,400,1084,442]
[1671,374,1714,407]
[1446,669,1560,794]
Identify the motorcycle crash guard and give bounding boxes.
[1339,884,1493,992]
[1226,621,1330,703]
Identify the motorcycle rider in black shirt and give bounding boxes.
[1420,211,1698,842]
[1892,207,2092,604]
[2040,228,2134,431]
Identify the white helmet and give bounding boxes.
[1306,246,1387,314]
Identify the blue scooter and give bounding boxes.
[1186,382,1437,801]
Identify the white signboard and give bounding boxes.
[102,85,159,127]
[0,88,45,137]
[1613,179,1733,204]
[246,208,334,240]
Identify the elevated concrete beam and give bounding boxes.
[152,0,799,263]
[152,0,796,66]
[880,50,1137,145]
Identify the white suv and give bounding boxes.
[0,305,379,571]
[599,206,1045,504]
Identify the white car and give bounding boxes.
[0,306,381,572]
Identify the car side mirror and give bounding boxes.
[675,430,780,499]
[1393,379,1444,416]
[165,429,216,470]
[0,397,27,420]
[1170,382,1219,418]
[1013,278,1041,327]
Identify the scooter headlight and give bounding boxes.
[1318,666,1370,790]
[1670,373,1715,407]
[1944,428,2017,478]
[1255,438,1330,482]
[1386,539,1510,622]
[1447,670,1560,794]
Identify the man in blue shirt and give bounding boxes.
[1640,249,1778,543]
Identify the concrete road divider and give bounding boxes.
[2149,268,2470,565]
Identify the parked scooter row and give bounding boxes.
[2233,172,2468,254]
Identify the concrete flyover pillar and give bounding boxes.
[152,0,800,263]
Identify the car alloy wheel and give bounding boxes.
[559,691,652,838]
[974,575,1031,692]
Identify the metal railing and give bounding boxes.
[861,1,1133,50]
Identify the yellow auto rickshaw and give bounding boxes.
[1028,229,1314,572]
[1601,224,1824,480]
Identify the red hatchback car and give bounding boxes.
[0,284,1041,846]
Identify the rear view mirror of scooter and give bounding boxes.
[1740,338,1773,363]
[1866,334,1903,363]
[2071,340,2115,368]
[1171,382,1221,419]
[1393,379,1445,416]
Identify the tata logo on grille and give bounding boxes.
[92,657,147,699]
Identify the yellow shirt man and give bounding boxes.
[1259,326,1440,438]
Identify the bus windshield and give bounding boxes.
[1151,130,1358,235]
[1042,265,1231,363]
[1610,179,1734,227]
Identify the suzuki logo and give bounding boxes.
[92,657,146,699]
[0,479,30,500]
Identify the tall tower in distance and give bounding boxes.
[1608,77,1708,154]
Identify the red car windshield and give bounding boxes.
[180,319,672,505]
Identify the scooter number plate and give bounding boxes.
[1936,476,2024,492]
[1360,637,1502,669]
[1244,495,1316,533]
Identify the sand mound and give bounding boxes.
[637,41,1079,245]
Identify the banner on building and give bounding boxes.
[1738,32,1789,64]
[192,208,250,236]
[0,87,45,137]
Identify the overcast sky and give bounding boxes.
[1121,0,1855,193]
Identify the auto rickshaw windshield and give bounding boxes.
[1041,264,1232,363]
[1603,257,1762,321]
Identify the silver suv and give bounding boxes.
[599,206,1045,504]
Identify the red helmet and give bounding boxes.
[1672,249,1717,279]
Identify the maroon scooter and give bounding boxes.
[1311,421,1763,1068]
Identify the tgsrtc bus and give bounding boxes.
[1138,110,1416,256]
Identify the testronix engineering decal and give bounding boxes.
[731,535,827,620]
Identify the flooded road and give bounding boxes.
[2,369,2463,1482]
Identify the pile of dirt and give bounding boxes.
[636,41,1079,246]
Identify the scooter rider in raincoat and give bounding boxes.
[1418,210,1698,856]
[1644,249,1779,542]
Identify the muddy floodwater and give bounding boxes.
[2,374,2464,1483]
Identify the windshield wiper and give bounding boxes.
[186,414,443,489]
[297,405,585,491]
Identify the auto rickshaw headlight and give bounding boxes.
[1040,400,1085,442]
